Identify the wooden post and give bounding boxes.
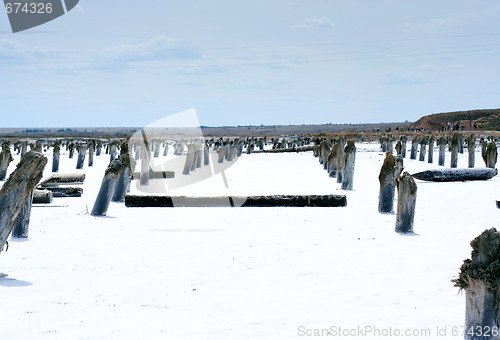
[140,138,151,186]
[378,151,396,213]
[483,142,498,169]
[35,141,43,153]
[183,144,196,175]
[112,142,135,202]
[52,141,60,173]
[410,137,418,160]
[217,145,225,163]
[96,140,102,156]
[427,135,434,164]
[453,228,500,339]
[76,143,87,169]
[341,141,356,190]
[395,141,402,156]
[450,133,459,168]
[88,140,95,167]
[163,143,169,157]
[134,141,141,160]
[395,172,417,233]
[395,155,404,179]
[438,137,447,166]
[68,142,75,159]
[153,140,160,158]
[400,136,407,158]
[336,135,345,183]
[0,151,47,253]
[467,134,475,168]
[0,141,14,181]
[380,136,387,152]
[327,144,338,178]
[459,134,464,154]
[12,190,34,238]
[204,142,210,166]
[419,136,428,162]
[20,143,27,158]
[91,159,125,216]
[109,140,119,162]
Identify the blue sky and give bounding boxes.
[1,1,500,127]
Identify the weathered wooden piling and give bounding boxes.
[140,139,151,186]
[20,143,27,158]
[450,133,460,168]
[204,142,210,166]
[410,137,418,160]
[0,151,47,253]
[12,190,34,238]
[453,228,500,339]
[395,172,417,233]
[459,134,464,154]
[112,142,135,202]
[183,144,196,175]
[91,159,125,216]
[400,136,407,158]
[427,135,434,164]
[341,141,356,190]
[438,137,447,166]
[76,143,87,169]
[0,142,14,181]
[217,145,225,163]
[327,144,339,178]
[395,141,402,156]
[88,140,94,167]
[52,141,60,173]
[163,143,169,157]
[467,135,475,168]
[109,140,119,162]
[68,142,75,159]
[378,151,396,213]
[336,136,346,183]
[419,136,428,162]
[483,142,498,169]
[96,140,102,156]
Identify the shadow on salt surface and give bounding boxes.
[0,277,32,287]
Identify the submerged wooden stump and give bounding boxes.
[341,141,356,190]
[395,172,417,233]
[467,135,476,168]
[0,142,14,181]
[378,151,396,213]
[410,137,418,160]
[438,137,447,166]
[91,159,125,216]
[427,136,434,164]
[0,151,47,253]
[88,140,95,167]
[419,137,428,162]
[336,136,345,183]
[52,142,61,173]
[483,142,498,169]
[454,228,500,339]
[451,133,460,168]
[12,190,34,238]
[327,144,338,178]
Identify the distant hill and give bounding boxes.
[412,108,500,131]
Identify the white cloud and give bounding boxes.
[294,17,335,29]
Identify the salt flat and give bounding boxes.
[0,143,499,339]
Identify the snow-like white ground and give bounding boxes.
[0,142,499,339]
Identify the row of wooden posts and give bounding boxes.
[313,136,357,190]
[378,133,498,169]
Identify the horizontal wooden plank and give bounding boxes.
[125,194,347,208]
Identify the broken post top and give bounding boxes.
[454,228,500,292]
[104,158,125,177]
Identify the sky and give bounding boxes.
[0,1,500,128]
